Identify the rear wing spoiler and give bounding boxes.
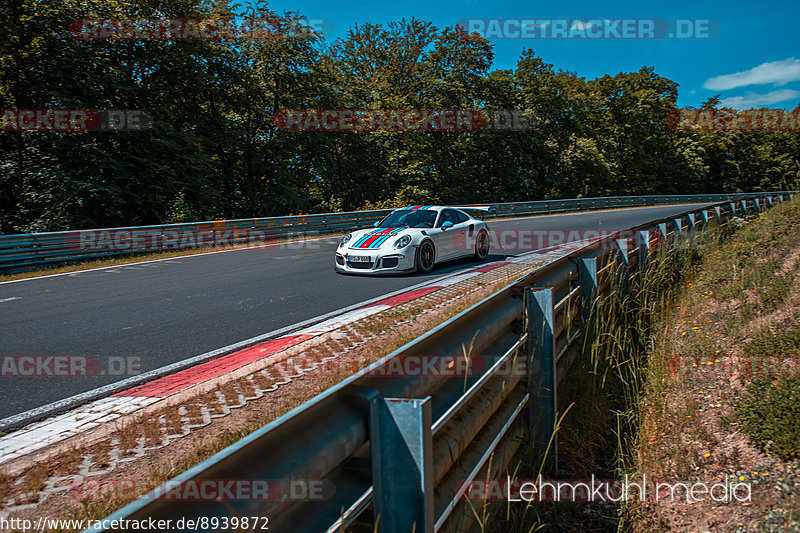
[455,205,494,214]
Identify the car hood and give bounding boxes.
[346,227,415,250]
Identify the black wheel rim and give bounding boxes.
[420,242,434,270]
[477,232,488,257]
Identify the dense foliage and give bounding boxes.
[1,0,799,233]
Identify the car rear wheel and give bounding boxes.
[415,240,435,273]
[474,230,489,260]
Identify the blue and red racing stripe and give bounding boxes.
[353,227,405,249]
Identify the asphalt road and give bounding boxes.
[0,204,710,419]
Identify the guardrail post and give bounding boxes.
[700,210,709,225]
[672,218,683,243]
[754,198,761,212]
[526,288,557,474]
[658,222,668,241]
[740,199,748,215]
[714,206,722,220]
[370,396,434,533]
[729,202,737,216]
[615,238,630,295]
[637,230,651,272]
[578,257,598,322]
[687,213,697,230]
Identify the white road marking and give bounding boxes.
[0,297,21,303]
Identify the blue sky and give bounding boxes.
[264,0,800,110]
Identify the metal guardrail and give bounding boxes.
[84,192,793,533]
[1,192,795,273]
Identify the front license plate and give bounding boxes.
[348,255,370,262]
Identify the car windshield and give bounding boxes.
[376,209,438,228]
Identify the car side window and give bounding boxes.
[455,211,469,224]
[437,209,458,227]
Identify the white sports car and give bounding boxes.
[335,205,491,274]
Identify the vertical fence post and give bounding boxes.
[370,396,434,533]
[700,210,709,225]
[578,256,599,362]
[672,218,683,243]
[658,222,668,241]
[715,206,722,220]
[687,212,697,230]
[578,257,598,323]
[740,199,748,215]
[526,287,557,474]
[615,238,630,295]
[637,230,651,273]
[729,202,736,216]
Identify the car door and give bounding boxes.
[433,209,462,260]
[451,210,474,258]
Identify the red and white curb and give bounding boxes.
[0,241,592,466]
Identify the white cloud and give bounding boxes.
[704,58,800,90]
[720,89,800,110]
[570,20,600,31]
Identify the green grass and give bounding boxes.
[479,218,724,532]
[736,376,800,460]
[745,323,800,357]
[625,197,800,531]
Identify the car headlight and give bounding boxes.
[340,233,352,247]
[394,235,412,249]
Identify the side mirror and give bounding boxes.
[441,221,454,230]
[373,221,380,227]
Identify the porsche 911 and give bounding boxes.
[334,205,491,274]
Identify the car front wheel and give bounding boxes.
[415,240,435,273]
